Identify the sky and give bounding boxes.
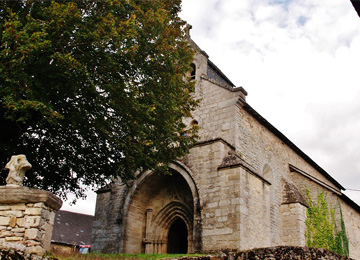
[62,0,360,215]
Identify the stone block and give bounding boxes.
[5,236,22,241]
[16,218,24,227]
[9,216,16,227]
[39,208,52,221]
[4,210,23,218]
[0,217,10,226]
[207,202,218,208]
[24,228,42,241]
[33,203,44,208]
[0,206,11,211]
[25,245,45,255]
[10,204,26,211]
[25,240,41,247]
[219,200,230,207]
[0,187,62,211]
[0,231,12,238]
[24,207,42,216]
[24,216,42,228]
[48,211,56,225]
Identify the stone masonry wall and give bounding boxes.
[0,187,62,256]
[175,246,353,260]
[0,202,56,255]
[91,181,128,253]
[290,171,360,259]
[234,103,360,259]
[238,166,271,250]
[280,203,307,246]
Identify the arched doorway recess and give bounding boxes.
[167,218,188,253]
[122,163,200,254]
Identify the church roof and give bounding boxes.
[51,210,94,246]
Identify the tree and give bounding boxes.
[0,0,197,200]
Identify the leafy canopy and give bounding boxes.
[0,0,197,200]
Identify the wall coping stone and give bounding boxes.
[0,187,62,211]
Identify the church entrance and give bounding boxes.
[122,164,201,254]
[167,218,188,254]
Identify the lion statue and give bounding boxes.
[5,154,32,186]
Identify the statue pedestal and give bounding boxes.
[0,186,62,255]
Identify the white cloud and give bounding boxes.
[181,0,360,205]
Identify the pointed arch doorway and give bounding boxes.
[121,163,201,254]
[167,218,188,254]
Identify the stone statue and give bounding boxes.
[5,154,32,186]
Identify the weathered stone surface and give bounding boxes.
[0,217,10,226]
[9,217,17,228]
[25,208,42,216]
[5,155,31,187]
[24,216,42,228]
[0,186,62,256]
[0,248,58,260]
[170,246,353,260]
[5,236,23,242]
[24,229,42,241]
[0,187,62,211]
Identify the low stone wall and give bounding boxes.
[0,186,62,256]
[0,249,57,260]
[175,246,353,260]
[234,247,353,260]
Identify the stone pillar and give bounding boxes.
[0,186,62,255]
[280,203,307,246]
[280,179,308,247]
[144,209,153,254]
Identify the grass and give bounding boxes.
[49,252,203,260]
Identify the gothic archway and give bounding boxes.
[167,218,188,253]
[121,162,200,254]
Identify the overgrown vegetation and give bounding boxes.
[305,190,349,257]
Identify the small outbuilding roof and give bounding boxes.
[51,210,94,246]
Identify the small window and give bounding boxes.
[190,63,196,80]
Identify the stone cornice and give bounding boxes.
[0,186,62,211]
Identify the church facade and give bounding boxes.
[91,39,360,259]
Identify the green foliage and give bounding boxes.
[305,190,349,257]
[334,206,349,257]
[0,0,197,200]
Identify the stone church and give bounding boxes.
[91,36,360,259]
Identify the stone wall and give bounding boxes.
[175,246,353,260]
[0,186,62,256]
[0,249,57,260]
